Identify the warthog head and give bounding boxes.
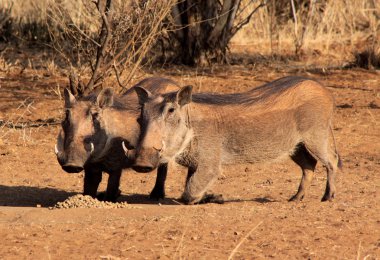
[130,86,193,173]
[55,88,114,173]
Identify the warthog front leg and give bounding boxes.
[181,160,222,205]
[83,167,102,198]
[149,163,168,200]
[102,170,122,202]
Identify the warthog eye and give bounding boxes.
[168,107,175,113]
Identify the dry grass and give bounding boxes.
[1,0,378,69]
[0,99,36,144]
[232,0,379,65]
[228,221,263,260]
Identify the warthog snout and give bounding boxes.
[55,141,92,174]
[132,148,160,173]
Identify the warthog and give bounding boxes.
[130,76,342,204]
[55,77,179,201]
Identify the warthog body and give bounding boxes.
[132,76,342,204]
[55,77,179,201]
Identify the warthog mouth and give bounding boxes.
[132,165,155,173]
[61,164,84,173]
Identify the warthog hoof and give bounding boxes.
[321,192,335,202]
[198,193,224,204]
[288,194,304,202]
[180,193,224,205]
[97,189,122,202]
[149,188,165,200]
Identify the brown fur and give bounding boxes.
[55,77,179,201]
[133,76,341,204]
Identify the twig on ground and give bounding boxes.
[228,221,263,260]
[0,118,60,129]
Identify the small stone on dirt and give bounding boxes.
[337,103,353,108]
[369,101,379,109]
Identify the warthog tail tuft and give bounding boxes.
[337,153,343,170]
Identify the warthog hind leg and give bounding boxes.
[303,134,337,202]
[321,162,336,201]
[289,143,317,201]
[149,163,168,200]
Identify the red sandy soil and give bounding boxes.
[0,52,379,259]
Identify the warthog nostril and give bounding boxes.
[153,141,165,153]
[62,164,84,173]
[153,147,162,152]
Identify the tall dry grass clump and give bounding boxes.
[232,0,380,66]
[0,0,51,42]
[1,0,378,68]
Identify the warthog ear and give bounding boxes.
[176,85,193,107]
[64,88,76,108]
[134,86,152,105]
[97,88,114,108]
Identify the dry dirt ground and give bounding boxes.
[0,51,379,259]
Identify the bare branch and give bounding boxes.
[68,22,101,47]
[85,0,113,93]
[207,0,236,46]
[231,0,266,37]
[112,61,127,90]
[225,0,240,37]
[290,0,298,42]
[170,3,184,41]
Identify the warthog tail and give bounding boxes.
[330,124,343,170]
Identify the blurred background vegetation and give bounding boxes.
[0,0,379,91]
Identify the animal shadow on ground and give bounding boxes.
[117,193,180,205]
[224,197,278,204]
[119,194,278,205]
[0,185,76,207]
[0,185,278,207]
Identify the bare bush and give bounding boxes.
[1,0,378,68]
[46,0,175,94]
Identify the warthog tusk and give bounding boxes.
[54,144,59,155]
[90,143,94,153]
[122,141,129,156]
